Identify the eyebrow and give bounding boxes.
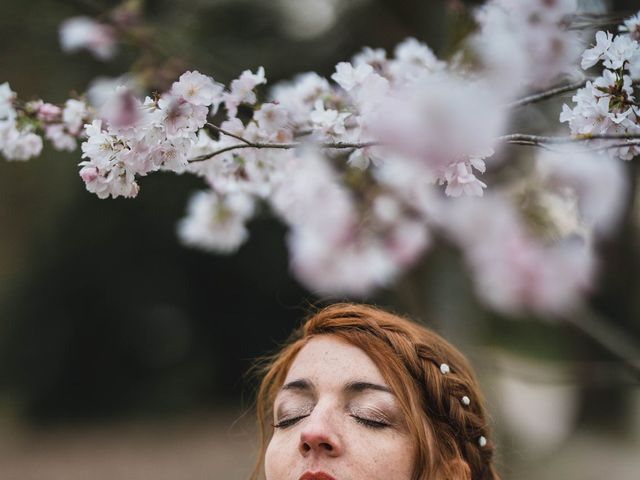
[281,378,313,392]
[345,381,392,394]
[280,378,392,394]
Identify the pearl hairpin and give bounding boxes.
[461,395,470,406]
[479,436,487,447]
[440,363,450,374]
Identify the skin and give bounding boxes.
[265,336,416,480]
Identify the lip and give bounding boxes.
[299,472,336,480]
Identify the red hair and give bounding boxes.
[251,303,499,480]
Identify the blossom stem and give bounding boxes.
[205,123,254,146]
[506,79,589,108]
[508,78,640,109]
[190,130,640,163]
[189,135,380,163]
[500,133,640,144]
[565,309,640,381]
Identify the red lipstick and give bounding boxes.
[299,472,336,480]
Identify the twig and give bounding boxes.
[565,12,630,31]
[205,123,253,146]
[188,137,380,163]
[500,133,640,144]
[508,78,640,109]
[473,347,639,387]
[564,309,640,382]
[507,79,589,108]
[189,129,640,163]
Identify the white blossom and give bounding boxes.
[309,100,350,137]
[0,82,16,120]
[224,67,267,117]
[371,73,503,172]
[157,95,208,139]
[352,47,388,72]
[79,159,139,199]
[390,37,446,82]
[63,99,89,135]
[603,35,639,70]
[178,191,254,253]
[437,194,594,316]
[1,128,43,161]
[45,124,77,151]
[254,103,290,136]
[59,16,117,60]
[440,160,488,197]
[473,0,582,91]
[172,70,224,110]
[270,72,330,125]
[536,150,628,236]
[331,62,374,91]
[620,12,640,41]
[581,31,614,69]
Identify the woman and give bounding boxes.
[252,303,499,480]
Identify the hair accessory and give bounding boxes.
[479,436,487,447]
[440,363,450,374]
[461,395,470,406]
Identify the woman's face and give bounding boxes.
[265,335,416,480]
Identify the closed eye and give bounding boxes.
[351,415,389,429]
[272,414,309,429]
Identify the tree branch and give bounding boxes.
[188,134,380,163]
[190,141,380,163]
[506,79,589,108]
[500,133,640,145]
[188,130,640,163]
[205,123,254,146]
[565,309,640,382]
[508,77,640,109]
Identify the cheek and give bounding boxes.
[346,430,416,479]
[264,433,292,480]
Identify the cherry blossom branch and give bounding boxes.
[189,129,380,163]
[506,79,589,108]
[205,123,253,146]
[190,131,640,163]
[477,348,639,386]
[508,77,640,109]
[190,142,300,162]
[565,309,640,382]
[565,13,629,31]
[500,133,640,146]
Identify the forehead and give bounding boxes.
[284,335,386,386]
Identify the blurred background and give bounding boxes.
[1,0,639,478]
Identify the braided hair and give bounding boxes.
[252,303,499,480]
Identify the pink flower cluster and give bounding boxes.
[561,25,640,160]
[3,1,637,318]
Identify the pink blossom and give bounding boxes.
[178,191,255,253]
[172,70,224,109]
[37,103,62,122]
[59,16,118,60]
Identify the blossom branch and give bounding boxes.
[565,309,640,382]
[189,137,380,163]
[565,13,629,31]
[205,122,253,146]
[500,132,640,145]
[506,79,589,108]
[190,131,640,164]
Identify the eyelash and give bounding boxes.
[351,415,389,429]
[272,415,309,429]
[272,414,389,430]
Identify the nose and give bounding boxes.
[298,405,343,458]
